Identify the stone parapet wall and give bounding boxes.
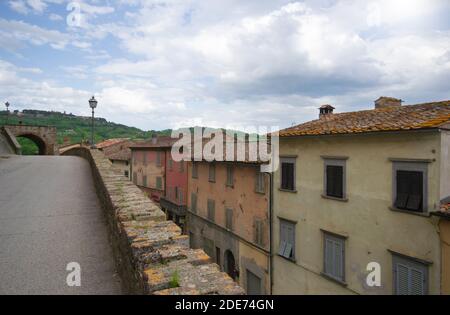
[62,146,244,295]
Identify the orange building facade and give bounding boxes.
[186,160,271,294]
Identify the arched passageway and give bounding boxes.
[224,250,237,280]
[17,133,47,155]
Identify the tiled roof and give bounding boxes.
[107,148,131,161]
[279,100,450,137]
[96,138,129,149]
[129,136,178,149]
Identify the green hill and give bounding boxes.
[0,110,171,155]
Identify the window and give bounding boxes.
[209,163,216,182]
[280,157,296,191]
[323,232,345,283]
[255,170,265,193]
[191,192,197,213]
[125,161,129,166]
[143,152,147,166]
[168,157,173,170]
[392,254,428,295]
[392,161,428,213]
[189,232,197,249]
[133,172,137,184]
[246,270,262,295]
[323,158,346,199]
[254,219,264,246]
[226,165,234,187]
[278,219,295,260]
[216,247,221,267]
[179,161,184,173]
[202,237,215,258]
[225,208,233,230]
[156,151,162,166]
[192,162,198,179]
[156,176,162,190]
[207,199,215,222]
[143,175,147,187]
[177,188,184,204]
[124,170,129,177]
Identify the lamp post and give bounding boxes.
[5,101,10,124]
[89,96,98,149]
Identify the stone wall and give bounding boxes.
[62,146,244,295]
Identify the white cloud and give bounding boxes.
[26,0,47,13]
[9,0,29,14]
[49,13,63,21]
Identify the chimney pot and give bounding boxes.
[319,104,335,119]
[375,97,402,109]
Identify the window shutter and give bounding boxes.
[334,240,343,280]
[278,241,287,256]
[396,171,423,211]
[287,163,294,190]
[396,263,409,295]
[191,193,197,213]
[226,208,233,230]
[281,163,287,189]
[325,239,334,276]
[208,199,215,222]
[410,267,425,295]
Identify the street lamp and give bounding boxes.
[5,101,10,124]
[89,96,98,149]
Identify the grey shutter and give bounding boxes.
[396,263,409,295]
[191,193,197,213]
[393,255,427,295]
[410,267,425,295]
[278,241,287,256]
[226,208,233,230]
[334,240,343,280]
[325,238,334,276]
[279,220,294,259]
[279,221,287,256]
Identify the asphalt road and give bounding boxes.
[0,155,122,294]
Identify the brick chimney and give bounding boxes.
[319,104,335,119]
[374,97,402,109]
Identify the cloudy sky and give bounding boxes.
[0,0,449,131]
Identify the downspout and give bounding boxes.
[269,171,274,294]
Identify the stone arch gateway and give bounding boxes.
[2,125,58,155]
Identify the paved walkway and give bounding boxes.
[0,155,122,294]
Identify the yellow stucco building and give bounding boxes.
[272,98,450,294]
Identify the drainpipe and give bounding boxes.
[269,171,274,294]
